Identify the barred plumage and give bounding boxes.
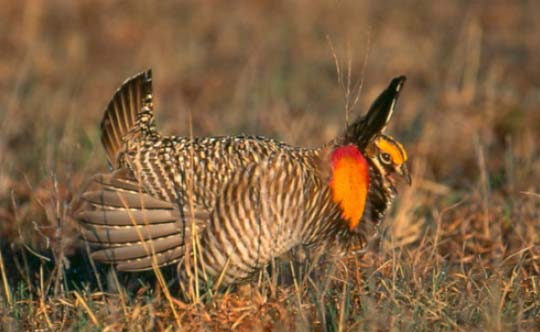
[73,70,411,286]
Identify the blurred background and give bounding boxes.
[1,0,540,329]
[2,0,539,249]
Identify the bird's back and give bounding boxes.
[121,132,322,208]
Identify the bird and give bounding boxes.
[73,69,411,286]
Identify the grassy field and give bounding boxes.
[1,0,540,330]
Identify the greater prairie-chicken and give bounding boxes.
[74,70,410,286]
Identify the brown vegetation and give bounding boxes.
[1,1,540,330]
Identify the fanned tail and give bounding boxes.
[100,69,153,167]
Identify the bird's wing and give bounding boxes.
[73,168,209,271]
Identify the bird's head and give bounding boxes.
[365,134,411,196]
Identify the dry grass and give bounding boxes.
[1,0,540,331]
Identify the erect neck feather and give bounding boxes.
[329,145,370,230]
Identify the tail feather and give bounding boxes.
[101,69,153,167]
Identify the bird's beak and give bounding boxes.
[398,163,412,185]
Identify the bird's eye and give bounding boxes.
[380,152,392,165]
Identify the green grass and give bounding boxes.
[2,0,540,330]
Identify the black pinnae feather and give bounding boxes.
[344,76,406,149]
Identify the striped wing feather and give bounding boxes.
[75,168,209,271]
